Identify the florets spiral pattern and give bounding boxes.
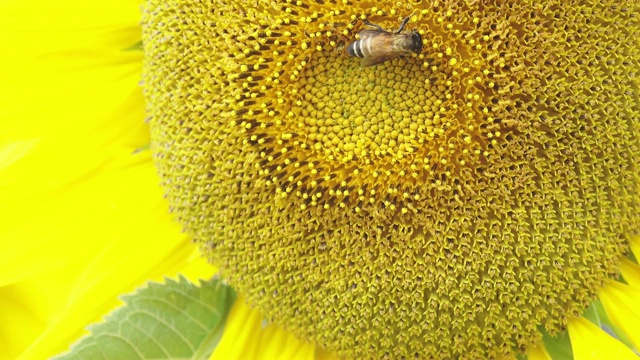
[143,0,640,358]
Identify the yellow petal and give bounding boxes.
[0,0,148,210]
[211,297,315,360]
[0,83,148,209]
[568,316,638,360]
[630,234,640,258]
[0,153,212,360]
[0,139,38,172]
[598,280,640,350]
[0,0,143,70]
[0,284,46,360]
[620,258,640,290]
[526,342,552,360]
[0,0,147,145]
[0,1,209,359]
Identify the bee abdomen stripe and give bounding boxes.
[354,40,364,58]
[346,42,356,57]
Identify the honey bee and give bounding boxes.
[346,16,422,67]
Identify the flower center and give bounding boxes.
[295,53,442,160]
[143,0,640,358]
[247,47,511,218]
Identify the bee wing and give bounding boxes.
[359,33,405,67]
[357,29,383,40]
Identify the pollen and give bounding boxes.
[143,1,640,359]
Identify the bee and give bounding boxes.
[346,16,422,67]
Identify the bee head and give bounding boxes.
[409,31,423,54]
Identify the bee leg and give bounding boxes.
[396,16,412,33]
[363,19,385,32]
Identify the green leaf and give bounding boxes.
[540,326,573,360]
[55,276,236,360]
[124,40,143,51]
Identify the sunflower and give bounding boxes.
[2,0,640,360]
[144,0,640,358]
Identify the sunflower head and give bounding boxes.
[143,0,640,358]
